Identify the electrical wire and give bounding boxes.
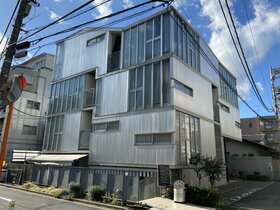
[0,0,20,45]
[13,107,47,118]
[28,0,171,44]
[219,0,273,112]
[241,0,271,103]
[168,9,267,119]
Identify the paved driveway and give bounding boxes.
[0,185,113,210]
[223,182,280,210]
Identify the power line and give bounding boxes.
[28,0,171,44]
[168,9,266,119]
[241,0,271,103]
[219,0,272,112]
[13,107,46,118]
[0,0,20,45]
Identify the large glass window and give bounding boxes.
[129,59,170,111]
[219,64,238,107]
[135,133,172,145]
[43,115,64,151]
[123,14,168,68]
[176,111,200,164]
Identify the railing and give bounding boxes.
[107,51,120,72]
[83,88,95,108]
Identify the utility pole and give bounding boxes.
[0,0,30,176]
[270,67,280,122]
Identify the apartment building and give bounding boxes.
[38,7,241,192]
[1,53,54,161]
[241,116,280,150]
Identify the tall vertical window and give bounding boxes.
[54,42,64,80]
[176,111,200,164]
[219,64,238,107]
[123,14,168,68]
[171,12,200,71]
[129,67,144,110]
[129,59,170,111]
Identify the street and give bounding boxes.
[0,185,114,210]
[223,182,280,210]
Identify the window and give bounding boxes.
[173,79,193,96]
[24,74,33,85]
[26,100,40,110]
[22,125,37,135]
[135,133,171,145]
[123,14,167,68]
[235,121,240,128]
[87,34,105,46]
[176,111,200,164]
[32,59,46,68]
[92,121,120,132]
[264,121,272,129]
[249,122,252,128]
[43,115,64,151]
[265,133,273,142]
[129,60,170,111]
[219,64,238,107]
[220,102,230,113]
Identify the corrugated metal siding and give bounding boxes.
[89,110,176,166]
[61,30,108,78]
[172,58,213,120]
[99,71,129,115]
[60,112,81,151]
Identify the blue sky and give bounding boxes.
[1,0,280,119]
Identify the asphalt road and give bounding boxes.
[0,185,113,210]
[223,182,280,210]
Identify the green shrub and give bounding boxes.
[185,186,223,208]
[164,187,174,199]
[88,185,106,201]
[103,195,119,205]
[43,187,69,199]
[68,182,84,198]
[247,174,270,181]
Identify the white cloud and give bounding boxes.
[199,0,280,99]
[256,82,264,93]
[49,10,64,23]
[122,0,133,9]
[92,0,113,19]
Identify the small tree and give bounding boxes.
[189,154,204,187]
[203,157,225,187]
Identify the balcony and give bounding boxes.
[83,88,95,108]
[107,51,120,72]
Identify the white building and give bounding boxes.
[39,7,241,194]
[1,53,54,161]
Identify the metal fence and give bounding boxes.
[10,163,158,201]
[227,156,276,180]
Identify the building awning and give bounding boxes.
[28,154,88,163]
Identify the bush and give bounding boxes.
[22,182,41,191]
[88,185,106,201]
[247,174,270,181]
[164,187,174,199]
[42,187,69,199]
[68,182,84,198]
[186,185,223,208]
[103,195,119,205]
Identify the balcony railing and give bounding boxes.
[107,51,120,72]
[83,88,95,108]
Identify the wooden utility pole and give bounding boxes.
[0,0,30,176]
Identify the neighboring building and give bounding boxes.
[37,7,241,193]
[0,53,54,161]
[241,116,280,150]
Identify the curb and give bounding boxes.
[0,183,127,210]
[220,181,274,209]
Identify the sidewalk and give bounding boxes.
[141,180,272,210]
[141,197,214,210]
[217,180,273,206]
